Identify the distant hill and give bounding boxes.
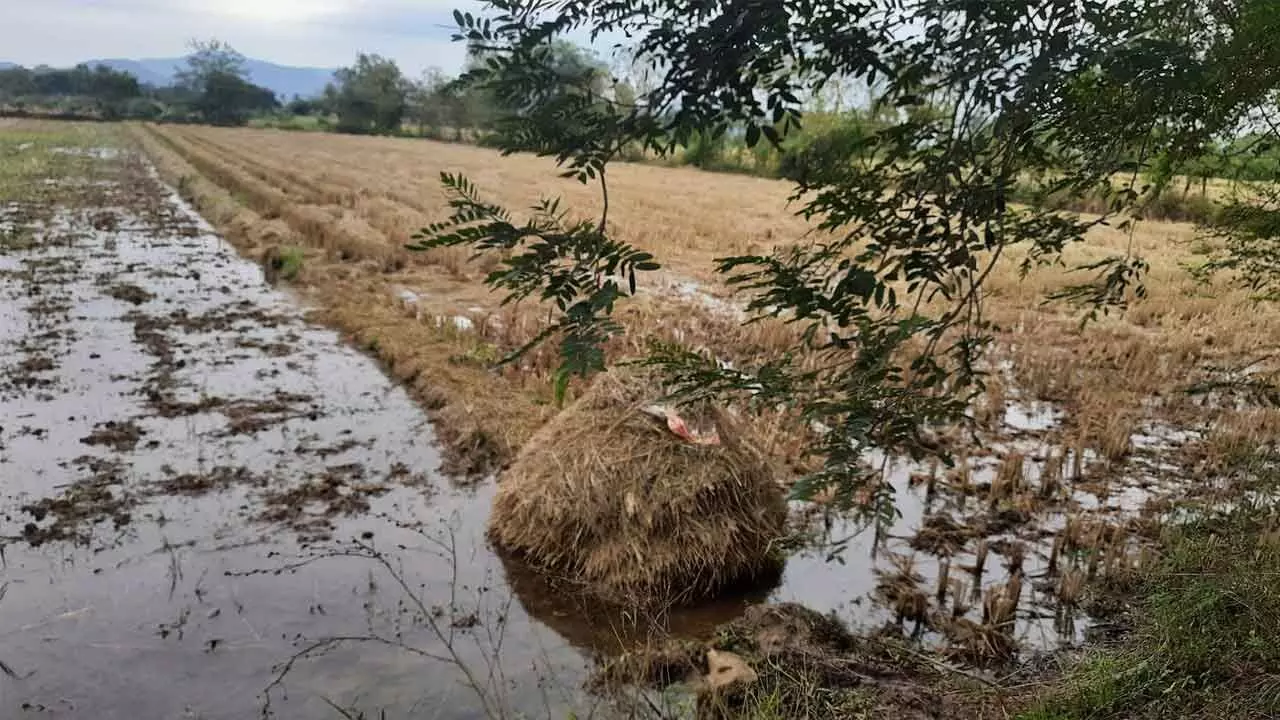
[84,57,337,99]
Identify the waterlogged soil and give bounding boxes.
[768,391,1208,661]
[0,150,592,719]
[0,139,1201,719]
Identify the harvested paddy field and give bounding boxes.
[3,119,1279,718]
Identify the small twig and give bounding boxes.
[162,536,182,601]
[318,695,361,719]
[260,635,452,718]
[354,537,504,720]
[226,548,371,577]
[0,658,25,680]
[0,579,28,681]
[597,168,610,233]
[895,646,1002,689]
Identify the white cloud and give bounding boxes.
[207,0,360,25]
[0,0,477,74]
[1,0,632,81]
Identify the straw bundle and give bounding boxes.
[490,368,787,607]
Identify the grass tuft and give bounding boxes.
[278,245,305,281]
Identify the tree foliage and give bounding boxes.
[407,69,454,135]
[1186,4,1280,300]
[0,64,142,118]
[416,0,1280,511]
[174,39,277,126]
[327,54,411,135]
[175,39,249,91]
[191,70,278,126]
[409,172,659,403]
[0,39,283,124]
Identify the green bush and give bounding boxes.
[475,132,507,149]
[776,113,875,183]
[1009,181,1222,224]
[123,97,164,120]
[616,142,649,163]
[1139,192,1219,224]
[683,129,728,169]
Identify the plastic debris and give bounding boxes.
[642,404,721,446]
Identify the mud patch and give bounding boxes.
[16,355,56,374]
[105,282,154,305]
[596,603,982,719]
[0,224,39,251]
[80,419,145,452]
[153,465,265,497]
[220,392,314,435]
[125,310,175,362]
[234,336,296,357]
[258,463,388,539]
[166,302,289,333]
[90,210,118,231]
[19,457,135,546]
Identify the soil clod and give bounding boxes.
[80,420,145,452]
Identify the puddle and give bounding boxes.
[51,146,122,160]
[1004,401,1063,433]
[643,274,746,320]
[775,453,1092,654]
[770,411,1190,658]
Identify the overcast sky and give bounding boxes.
[0,0,507,75]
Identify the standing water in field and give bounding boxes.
[0,144,601,719]
[1,134,1191,719]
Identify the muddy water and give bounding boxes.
[777,399,1199,653]
[0,157,591,719]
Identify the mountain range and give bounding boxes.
[1,57,337,99]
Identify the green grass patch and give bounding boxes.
[1021,453,1280,720]
[0,122,118,202]
[0,223,38,251]
[248,114,330,132]
[277,245,305,281]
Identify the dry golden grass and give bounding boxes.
[134,124,306,254]
[130,121,1280,482]
[164,124,808,282]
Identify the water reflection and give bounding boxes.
[497,549,781,657]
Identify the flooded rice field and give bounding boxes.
[0,139,1201,718]
[0,150,592,719]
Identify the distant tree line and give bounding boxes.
[170,40,277,126]
[301,41,620,140]
[311,43,1280,194]
[0,63,146,120]
[3,36,1273,193]
[0,40,277,125]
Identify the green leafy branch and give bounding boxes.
[413,0,1280,518]
[408,172,659,404]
